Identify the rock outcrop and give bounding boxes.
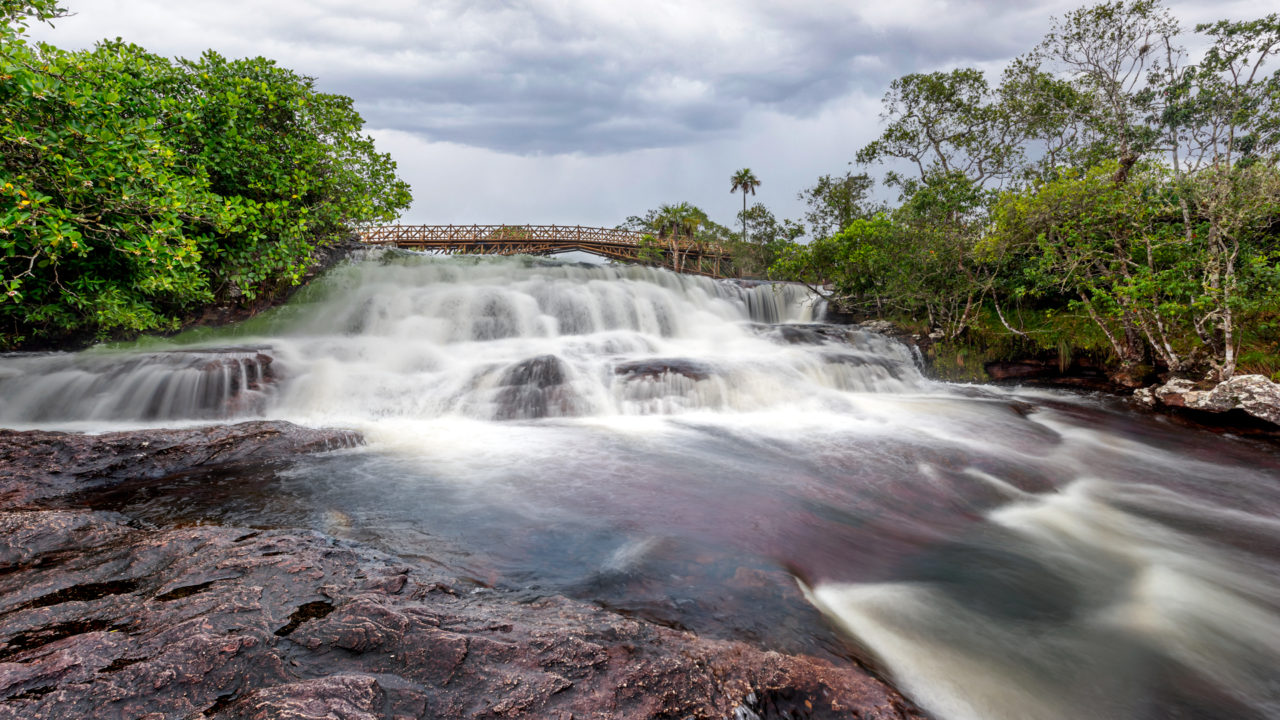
[0,424,928,720]
[0,421,362,505]
[1134,374,1280,428]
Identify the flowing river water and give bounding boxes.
[1,252,1279,720]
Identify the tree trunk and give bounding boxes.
[1113,151,1138,185]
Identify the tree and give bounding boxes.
[891,170,990,337]
[620,202,734,275]
[797,171,879,239]
[731,203,803,278]
[1165,14,1280,376]
[1,0,62,24]
[0,1,411,347]
[988,163,1168,371]
[856,69,1023,190]
[729,168,761,243]
[1031,0,1181,183]
[997,56,1099,182]
[769,214,899,308]
[985,159,1280,380]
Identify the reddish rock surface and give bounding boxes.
[0,422,362,505]
[0,423,928,720]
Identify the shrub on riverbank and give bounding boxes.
[0,1,411,349]
[769,1,1280,384]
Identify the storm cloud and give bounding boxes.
[28,0,1271,223]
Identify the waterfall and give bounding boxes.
[0,253,914,427]
[4,252,1278,720]
[0,349,274,425]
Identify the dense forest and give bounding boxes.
[0,0,411,348]
[627,1,1280,385]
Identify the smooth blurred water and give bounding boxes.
[4,252,1279,720]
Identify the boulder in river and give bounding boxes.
[493,355,583,420]
[613,358,713,382]
[1134,374,1280,427]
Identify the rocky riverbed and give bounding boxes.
[0,422,926,720]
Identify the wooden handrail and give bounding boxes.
[354,224,736,278]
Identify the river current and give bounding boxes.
[2,252,1278,720]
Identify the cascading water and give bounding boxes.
[2,251,1278,720]
[0,253,876,427]
[0,348,274,423]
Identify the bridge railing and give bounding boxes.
[357,224,730,256]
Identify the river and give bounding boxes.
[1,252,1278,720]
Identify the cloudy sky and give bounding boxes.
[29,0,1272,229]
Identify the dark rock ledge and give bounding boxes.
[0,423,927,720]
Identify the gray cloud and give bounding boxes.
[27,0,1271,227]
[33,0,1102,155]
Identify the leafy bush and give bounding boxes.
[0,1,410,347]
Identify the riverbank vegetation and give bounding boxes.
[0,0,411,349]
[656,1,1280,385]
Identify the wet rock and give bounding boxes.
[1136,374,1280,428]
[494,356,582,420]
[0,421,363,505]
[0,514,925,720]
[822,352,905,381]
[778,326,827,345]
[614,358,713,382]
[0,511,130,567]
[858,320,898,336]
[219,674,413,720]
[1109,364,1158,390]
[499,355,567,389]
[746,323,859,346]
[0,425,926,720]
[984,359,1124,393]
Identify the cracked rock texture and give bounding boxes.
[1134,374,1280,427]
[0,423,927,719]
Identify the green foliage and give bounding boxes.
[622,202,733,244]
[797,171,879,240]
[1,0,62,24]
[769,213,897,299]
[0,1,410,347]
[635,233,664,265]
[729,167,761,247]
[987,159,1280,375]
[775,0,1280,381]
[621,202,736,275]
[729,203,803,278]
[855,68,1022,188]
[771,169,990,338]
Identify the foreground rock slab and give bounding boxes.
[0,424,927,720]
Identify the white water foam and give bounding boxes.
[0,253,919,429]
[811,478,1280,720]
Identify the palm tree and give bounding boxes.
[730,168,761,243]
[655,202,704,272]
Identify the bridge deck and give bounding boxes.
[358,224,734,278]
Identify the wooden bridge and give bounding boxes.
[357,224,736,278]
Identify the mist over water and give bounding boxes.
[3,252,1279,720]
